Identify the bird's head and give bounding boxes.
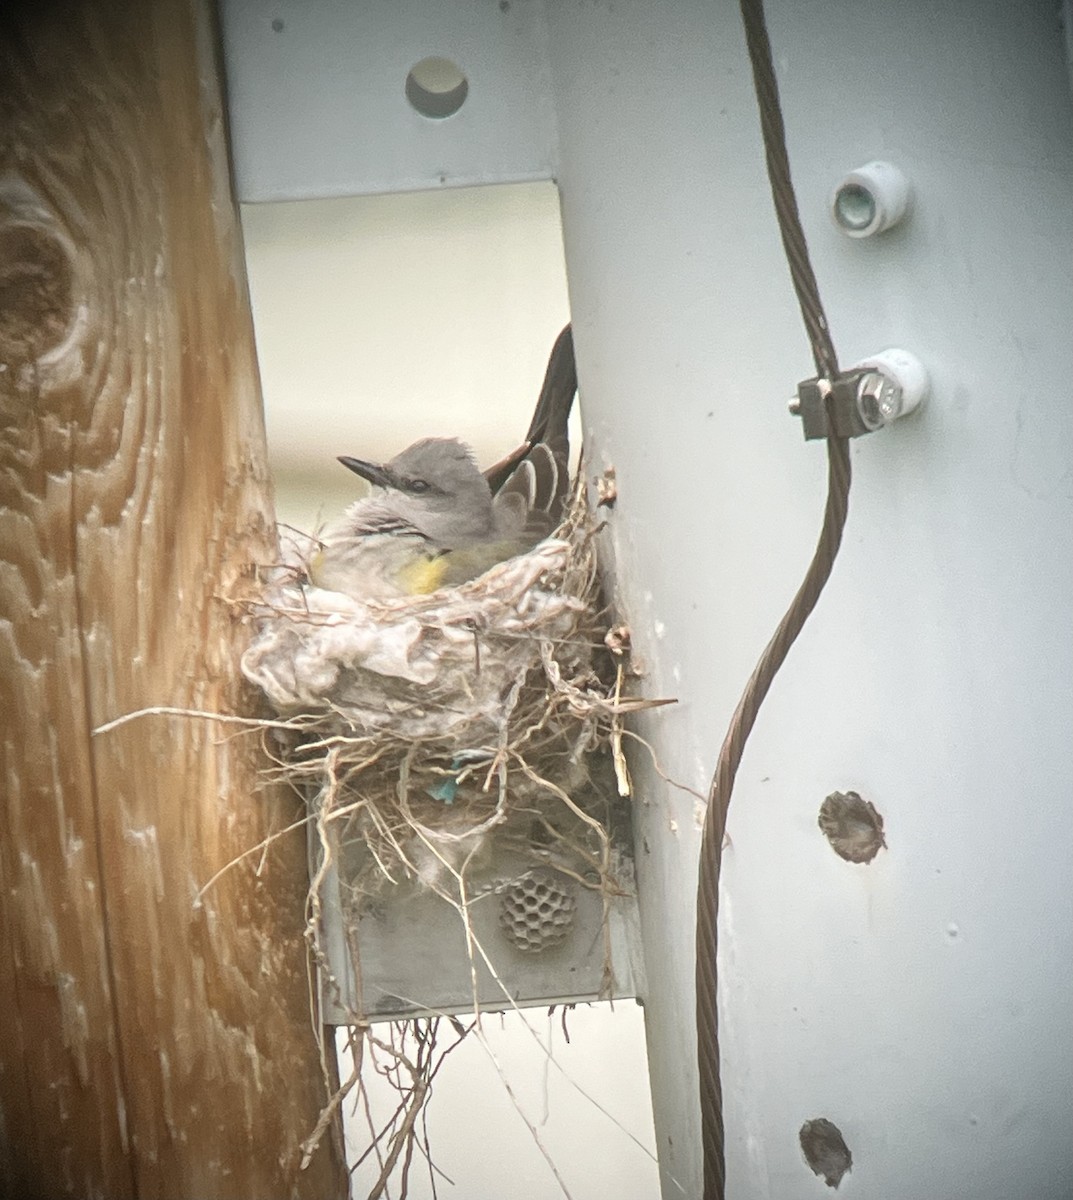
[338,437,494,542]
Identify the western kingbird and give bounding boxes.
[308,325,577,598]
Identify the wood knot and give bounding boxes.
[0,223,75,365]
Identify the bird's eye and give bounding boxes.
[408,478,430,494]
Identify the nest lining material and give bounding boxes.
[243,538,586,741]
[241,485,640,927]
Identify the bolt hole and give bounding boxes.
[818,790,887,864]
[271,17,284,32]
[800,1118,852,1188]
[405,56,469,120]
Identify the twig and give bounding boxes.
[93,706,300,736]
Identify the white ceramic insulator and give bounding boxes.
[831,161,912,237]
[855,347,929,417]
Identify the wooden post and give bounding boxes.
[0,3,347,1197]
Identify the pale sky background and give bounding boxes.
[239,182,659,1200]
[241,182,581,533]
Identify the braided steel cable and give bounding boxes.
[695,0,853,1195]
[695,436,850,1197]
[737,0,840,383]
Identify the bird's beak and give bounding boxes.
[338,455,392,489]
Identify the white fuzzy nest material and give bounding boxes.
[242,538,587,744]
[238,485,640,819]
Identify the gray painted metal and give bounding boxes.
[220,0,557,200]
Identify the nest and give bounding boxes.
[242,482,656,1004]
[239,481,669,1188]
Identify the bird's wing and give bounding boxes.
[487,324,577,540]
[492,443,569,540]
[342,504,436,543]
[484,324,576,496]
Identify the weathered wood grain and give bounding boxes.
[0,3,346,1197]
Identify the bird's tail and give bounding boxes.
[521,323,577,450]
[485,324,577,538]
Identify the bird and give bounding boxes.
[307,325,577,598]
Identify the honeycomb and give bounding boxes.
[498,870,577,953]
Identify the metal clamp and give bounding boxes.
[790,369,875,440]
[790,356,924,441]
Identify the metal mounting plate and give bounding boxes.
[219,0,559,201]
[313,760,645,1024]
